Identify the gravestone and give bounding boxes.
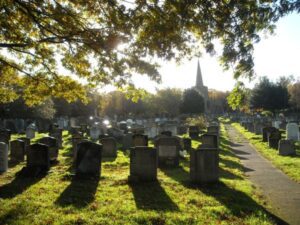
[189,126,199,139]
[246,122,254,133]
[182,138,192,152]
[161,130,172,136]
[10,139,25,161]
[15,118,25,133]
[75,141,102,177]
[0,129,11,144]
[144,126,157,139]
[286,123,298,141]
[26,127,36,139]
[278,140,295,156]
[190,148,219,183]
[200,134,218,148]
[90,126,101,141]
[0,142,8,173]
[27,143,50,171]
[18,137,30,155]
[49,128,63,148]
[268,130,281,149]
[177,126,187,135]
[207,125,219,136]
[72,134,84,162]
[254,122,263,135]
[156,137,180,167]
[38,136,59,161]
[129,147,157,182]
[100,137,117,157]
[274,121,281,129]
[122,133,133,150]
[262,127,277,142]
[132,134,148,147]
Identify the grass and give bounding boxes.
[0,128,283,225]
[232,123,300,183]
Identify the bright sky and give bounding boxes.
[130,12,300,93]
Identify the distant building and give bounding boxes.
[194,60,209,111]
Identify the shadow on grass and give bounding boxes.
[129,180,179,212]
[193,181,289,225]
[102,156,117,162]
[0,169,46,199]
[8,159,21,168]
[55,176,99,208]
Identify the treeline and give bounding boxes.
[227,76,300,113]
[0,88,229,120]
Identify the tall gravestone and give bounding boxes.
[10,139,25,161]
[72,133,84,162]
[132,134,148,147]
[122,133,133,150]
[0,129,11,144]
[268,130,281,149]
[190,147,219,183]
[100,137,117,157]
[18,137,30,155]
[129,147,157,182]
[182,138,192,152]
[38,136,59,161]
[200,134,218,148]
[156,137,180,167]
[262,127,277,142]
[286,123,299,141]
[75,141,102,177]
[49,128,63,148]
[27,143,50,172]
[0,142,8,173]
[26,127,36,139]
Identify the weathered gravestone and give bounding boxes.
[156,137,180,167]
[200,134,218,148]
[100,137,117,157]
[75,141,102,177]
[262,127,277,142]
[177,126,187,135]
[49,128,63,148]
[182,138,192,152]
[207,125,219,136]
[246,122,254,133]
[18,137,30,155]
[38,136,59,161]
[0,142,8,173]
[161,130,172,137]
[273,121,281,129]
[254,122,263,135]
[268,130,281,149]
[144,126,157,139]
[129,147,157,182]
[132,134,148,147]
[189,126,199,139]
[278,140,296,156]
[0,129,11,144]
[27,143,50,172]
[190,147,219,183]
[286,122,299,141]
[26,127,36,139]
[72,133,84,162]
[10,139,25,161]
[90,126,101,141]
[121,133,132,150]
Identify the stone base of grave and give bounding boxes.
[190,148,219,183]
[278,140,296,156]
[129,147,157,182]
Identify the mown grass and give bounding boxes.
[232,123,300,183]
[0,128,282,225]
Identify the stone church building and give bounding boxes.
[194,60,209,112]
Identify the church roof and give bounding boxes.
[196,60,203,87]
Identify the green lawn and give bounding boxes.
[232,123,300,183]
[0,127,281,224]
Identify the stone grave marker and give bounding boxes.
[26,127,36,139]
[200,133,218,148]
[100,137,117,157]
[160,130,172,136]
[254,122,263,135]
[122,133,133,150]
[182,138,191,152]
[268,130,281,149]
[156,137,180,167]
[190,147,219,183]
[0,142,8,173]
[10,139,25,161]
[38,136,59,161]
[262,127,277,142]
[129,146,157,182]
[278,140,295,156]
[27,143,50,171]
[18,137,30,155]
[132,134,148,147]
[49,128,63,148]
[0,129,11,144]
[286,122,299,141]
[177,126,187,135]
[207,125,219,136]
[90,126,101,141]
[189,126,199,139]
[75,141,102,177]
[71,134,84,162]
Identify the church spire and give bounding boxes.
[196,60,203,88]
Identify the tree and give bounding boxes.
[288,81,300,110]
[250,76,289,112]
[1,1,299,104]
[208,89,230,113]
[180,88,204,114]
[227,82,250,112]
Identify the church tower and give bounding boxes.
[194,60,209,111]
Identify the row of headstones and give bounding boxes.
[241,122,297,156]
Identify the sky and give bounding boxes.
[128,12,300,93]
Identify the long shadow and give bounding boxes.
[129,180,179,212]
[160,165,190,187]
[0,169,46,199]
[193,181,289,225]
[8,159,21,168]
[55,176,99,208]
[230,148,250,155]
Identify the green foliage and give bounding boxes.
[227,82,249,112]
[250,77,289,112]
[185,116,207,130]
[180,88,205,114]
[1,1,299,104]
[288,81,300,110]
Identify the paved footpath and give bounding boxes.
[225,124,300,225]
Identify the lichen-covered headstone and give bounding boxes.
[38,136,59,161]
[286,123,299,141]
[278,140,295,156]
[10,139,25,161]
[132,134,148,147]
[156,137,180,167]
[27,143,50,171]
[100,137,117,157]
